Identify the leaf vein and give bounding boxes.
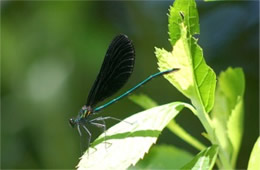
[204,71,214,112]
[194,55,203,70]
[197,68,209,88]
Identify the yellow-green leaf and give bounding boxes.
[248,137,260,170]
[156,22,216,113]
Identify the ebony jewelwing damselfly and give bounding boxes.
[69,34,178,147]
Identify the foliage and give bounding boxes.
[181,145,218,170]
[77,0,253,169]
[78,102,185,170]
[130,145,194,169]
[248,137,260,170]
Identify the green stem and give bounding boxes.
[196,105,232,169]
[167,120,206,151]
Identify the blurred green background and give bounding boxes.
[1,1,259,169]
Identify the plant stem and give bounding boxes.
[167,120,206,151]
[196,105,232,169]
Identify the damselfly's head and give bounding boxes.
[68,107,84,128]
[69,118,76,128]
[69,105,93,128]
[68,111,83,128]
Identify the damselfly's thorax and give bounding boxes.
[80,105,93,117]
[69,105,93,128]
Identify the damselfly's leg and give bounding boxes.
[90,121,106,143]
[90,119,111,149]
[90,116,133,125]
[82,125,92,156]
[77,125,82,136]
[77,125,84,155]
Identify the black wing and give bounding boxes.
[86,34,135,107]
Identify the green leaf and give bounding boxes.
[156,21,216,113]
[129,94,206,151]
[77,102,185,170]
[131,145,194,169]
[181,145,219,170]
[211,67,245,167]
[157,0,215,152]
[227,98,244,166]
[248,137,260,170]
[168,0,199,46]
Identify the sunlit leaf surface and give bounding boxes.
[156,22,216,113]
[248,137,260,170]
[77,102,185,170]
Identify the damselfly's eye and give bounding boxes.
[69,118,76,128]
